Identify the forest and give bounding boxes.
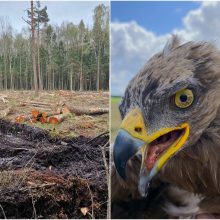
[0,1,109,92]
[0,2,109,218]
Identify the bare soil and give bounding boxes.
[0,118,109,218]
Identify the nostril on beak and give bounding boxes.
[135,127,142,133]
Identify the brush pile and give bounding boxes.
[0,119,109,219]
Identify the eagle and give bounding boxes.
[112,36,220,218]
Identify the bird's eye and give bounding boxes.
[174,89,194,108]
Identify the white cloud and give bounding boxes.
[111,21,168,95]
[111,1,220,96]
[174,1,220,44]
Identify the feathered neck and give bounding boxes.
[160,110,220,196]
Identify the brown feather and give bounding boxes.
[114,37,220,216]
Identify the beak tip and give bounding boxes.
[113,129,145,180]
[138,168,153,197]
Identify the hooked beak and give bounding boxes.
[113,108,190,197]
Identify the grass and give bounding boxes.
[111,96,122,142]
[111,96,122,103]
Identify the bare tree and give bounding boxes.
[79,20,85,91]
[35,1,49,90]
[31,0,38,94]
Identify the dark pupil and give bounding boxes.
[180,94,188,102]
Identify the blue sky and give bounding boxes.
[111,1,200,35]
[0,1,108,33]
[111,1,220,96]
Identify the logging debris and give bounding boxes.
[0,91,109,137]
[0,119,109,219]
[15,103,108,125]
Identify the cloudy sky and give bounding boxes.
[0,1,108,32]
[111,1,220,96]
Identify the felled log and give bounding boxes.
[40,111,62,119]
[15,115,26,123]
[20,101,53,108]
[39,116,47,124]
[63,104,108,116]
[28,118,37,124]
[15,109,45,123]
[15,115,37,123]
[31,110,59,120]
[61,106,71,114]
[32,109,40,118]
[48,113,70,124]
[0,96,8,103]
[0,107,14,117]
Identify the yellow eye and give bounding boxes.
[175,89,194,108]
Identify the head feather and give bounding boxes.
[163,35,180,55]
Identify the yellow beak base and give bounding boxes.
[113,108,190,196]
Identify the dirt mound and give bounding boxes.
[0,119,109,219]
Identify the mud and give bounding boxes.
[0,119,109,219]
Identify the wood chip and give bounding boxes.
[80,207,89,216]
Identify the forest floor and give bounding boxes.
[0,91,109,219]
[0,90,109,137]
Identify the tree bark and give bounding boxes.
[70,70,73,91]
[80,40,83,91]
[37,19,43,90]
[3,52,7,90]
[19,55,22,90]
[52,69,55,90]
[64,104,108,116]
[9,56,13,90]
[97,50,100,91]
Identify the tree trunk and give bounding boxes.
[25,56,28,90]
[0,69,1,90]
[19,55,22,90]
[70,70,73,91]
[4,54,7,90]
[73,70,76,90]
[45,65,48,89]
[52,69,54,90]
[80,40,83,91]
[37,20,43,90]
[31,0,38,95]
[9,57,13,90]
[96,50,100,91]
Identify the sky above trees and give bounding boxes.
[0,1,108,32]
[111,1,200,35]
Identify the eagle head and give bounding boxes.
[113,36,220,197]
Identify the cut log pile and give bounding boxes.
[15,106,72,125]
[15,102,109,125]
